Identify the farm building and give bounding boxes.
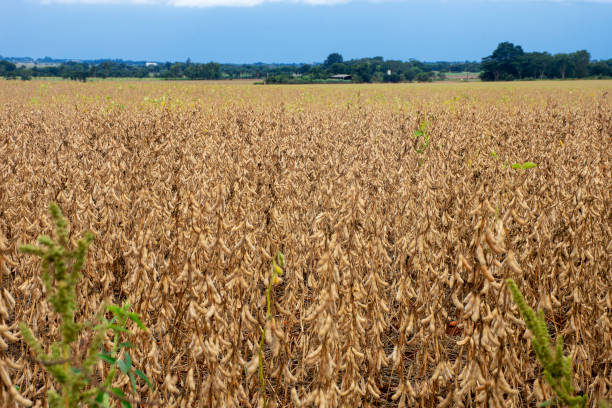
[330,74,352,80]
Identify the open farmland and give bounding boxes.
[0,80,611,407]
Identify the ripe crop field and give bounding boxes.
[0,80,611,407]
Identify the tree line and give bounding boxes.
[1,43,611,82]
[480,42,612,81]
[0,55,476,82]
[264,54,479,83]
[0,60,222,81]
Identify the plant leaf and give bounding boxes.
[125,352,132,371]
[112,387,131,408]
[108,324,129,333]
[95,391,110,407]
[98,353,117,365]
[107,305,123,315]
[129,371,137,393]
[127,313,146,330]
[134,368,153,389]
[118,342,134,349]
[523,162,538,169]
[117,359,129,374]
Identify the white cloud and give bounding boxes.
[38,0,612,6]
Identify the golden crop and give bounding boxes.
[0,80,610,407]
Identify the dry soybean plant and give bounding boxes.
[0,80,610,407]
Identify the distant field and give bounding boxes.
[1,80,610,407]
[443,71,481,81]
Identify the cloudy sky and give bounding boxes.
[1,0,611,63]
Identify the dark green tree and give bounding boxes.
[553,53,575,79]
[324,52,343,66]
[480,42,524,81]
[0,60,17,77]
[571,50,590,78]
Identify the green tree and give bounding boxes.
[169,62,184,78]
[553,54,575,79]
[351,63,373,83]
[571,50,590,78]
[0,60,17,77]
[19,68,33,81]
[329,62,347,75]
[324,52,343,66]
[480,41,524,81]
[589,60,612,77]
[415,71,432,82]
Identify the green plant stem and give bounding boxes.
[258,253,284,408]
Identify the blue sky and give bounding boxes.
[1,0,611,63]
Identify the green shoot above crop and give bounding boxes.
[18,203,154,408]
[506,279,586,408]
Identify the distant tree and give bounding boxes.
[589,60,612,77]
[169,62,184,78]
[404,67,421,82]
[527,52,552,79]
[59,62,90,82]
[351,63,372,83]
[0,60,17,77]
[480,42,524,81]
[99,62,111,78]
[383,72,402,83]
[324,53,343,66]
[552,54,574,79]
[20,69,32,81]
[184,62,221,80]
[571,50,590,78]
[298,64,311,74]
[415,71,432,82]
[329,62,347,75]
[309,65,326,79]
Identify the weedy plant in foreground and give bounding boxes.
[507,279,590,408]
[18,203,154,408]
[412,119,430,155]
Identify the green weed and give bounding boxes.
[18,203,154,408]
[507,279,586,408]
[511,162,538,170]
